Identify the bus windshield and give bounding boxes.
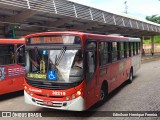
[26,47,83,83]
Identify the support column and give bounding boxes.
[151,36,154,56]
[141,36,144,48]
[141,36,144,55]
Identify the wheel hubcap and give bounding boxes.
[130,72,133,80]
[100,90,105,100]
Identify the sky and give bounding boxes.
[68,0,160,20]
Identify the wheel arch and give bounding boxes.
[131,66,133,72]
[101,80,108,94]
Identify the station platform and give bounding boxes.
[141,53,160,63]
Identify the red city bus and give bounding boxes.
[0,39,25,95]
[24,31,141,111]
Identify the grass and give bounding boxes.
[143,36,160,44]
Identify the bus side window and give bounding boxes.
[86,41,97,82]
[133,42,136,55]
[99,42,109,65]
[0,44,14,65]
[136,42,140,55]
[112,42,118,62]
[17,45,25,65]
[129,42,132,57]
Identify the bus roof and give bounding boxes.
[0,39,24,44]
[25,31,85,38]
[25,31,140,41]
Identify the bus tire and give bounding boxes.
[128,68,133,83]
[99,83,107,103]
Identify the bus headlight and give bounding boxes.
[24,86,27,89]
[65,90,82,101]
[76,91,81,96]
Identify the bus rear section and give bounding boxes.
[0,39,25,95]
[24,31,141,111]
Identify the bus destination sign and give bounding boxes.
[28,36,63,44]
[27,36,81,45]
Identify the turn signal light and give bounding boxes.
[65,89,83,101]
[66,96,69,101]
[72,94,76,99]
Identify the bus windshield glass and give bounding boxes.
[26,47,83,83]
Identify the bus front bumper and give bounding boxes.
[24,91,85,111]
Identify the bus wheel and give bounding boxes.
[128,68,133,83]
[100,84,107,103]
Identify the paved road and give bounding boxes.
[1,60,160,120]
[141,54,160,64]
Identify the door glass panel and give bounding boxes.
[86,41,97,83]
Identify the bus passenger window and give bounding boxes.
[129,42,133,57]
[117,42,121,60]
[138,42,141,54]
[133,42,136,55]
[0,44,14,65]
[17,45,25,65]
[112,42,118,62]
[99,42,108,65]
[120,42,125,59]
[136,42,140,55]
[124,42,127,58]
[126,42,129,57]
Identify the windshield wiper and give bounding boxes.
[55,46,66,66]
[49,58,56,70]
[29,56,40,72]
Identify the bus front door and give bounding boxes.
[85,41,99,109]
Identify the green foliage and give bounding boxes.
[143,36,160,44]
[146,15,160,24]
[155,36,160,43]
[143,39,151,44]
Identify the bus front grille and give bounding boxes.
[32,98,67,108]
[26,79,81,90]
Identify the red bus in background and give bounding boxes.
[0,39,25,95]
[24,31,141,111]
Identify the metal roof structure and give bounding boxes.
[0,0,159,38]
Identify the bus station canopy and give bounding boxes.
[0,0,159,38]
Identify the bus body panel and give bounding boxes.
[131,55,141,75]
[24,80,84,101]
[0,64,25,95]
[85,69,100,109]
[0,39,24,44]
[24,91,85,111]
[24,80,85,111]
[0,39,25,95]
[24,31,141,111]
[107,58,131,93]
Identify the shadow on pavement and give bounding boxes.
[141,54,160,64]
[90,75,138,111]
[0,90,24,101]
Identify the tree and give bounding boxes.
[146,15,160,24]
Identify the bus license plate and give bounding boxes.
[43,101,53,106]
